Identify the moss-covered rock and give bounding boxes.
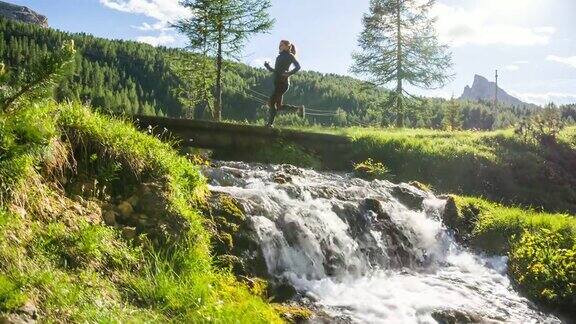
[442,196,481,247]
[202,191,269,278]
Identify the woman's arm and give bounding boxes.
[264,61,275,72]
[287,54,301,76]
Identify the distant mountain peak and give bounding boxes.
[460,74,536,108]
[0,1,48,27]
[473,74,489,83]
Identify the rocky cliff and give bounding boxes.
[0,1,48,27]
[460,74,537,108]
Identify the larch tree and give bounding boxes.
[351,0,453,127]
[442,96,462,131]
[175,0,274,120]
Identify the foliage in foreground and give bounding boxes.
[446,196,575,312]
[0,101,281,322]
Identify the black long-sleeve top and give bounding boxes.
[265,51,301,83]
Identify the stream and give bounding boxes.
[203,161,561,323]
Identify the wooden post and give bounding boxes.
[494,69,498,108]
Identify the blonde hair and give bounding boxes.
[281,40,297,56]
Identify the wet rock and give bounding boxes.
[126,195,139,207]
[431,309,486,324]
[136,214,149,227]
[0,314,35,324]
[117,201,133,218]
[441,196,477,245]
[102,210,117,226]
[234,229,269,277]
[269,279,298,302]
[359,198,417,268]
[122,227,137,239]
[0,301,38,324]
[273,173,292,184]
[202,191,269,277]
[214,254,244,272]
[281,164,303,176]
[283,184,303,199]
[204,168,245,186]
[135,184,166,216]
[409,181,431,193]
[295,297,354,324]
[310,186,340,200]
[362,198,391,221]
[17,302,37,319]
[392,185,425,210]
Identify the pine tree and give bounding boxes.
[351,0,453,127]
[1,40,76,111]
[442,97,462,131]
[175,0,274,120]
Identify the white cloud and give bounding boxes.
[99,0,189,22]
[432,1,555,47]
[512,91,576,105]
[132,21,170,31]
[505,65,519,71]
[513,60,530,64]
[100,0,190,47]
[546,55,576,68]
[136,34,176,46]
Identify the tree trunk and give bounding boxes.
[395,0,404,128]
[214,29,223,121]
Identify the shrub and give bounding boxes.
[274,113,310,127]
[353,158,392,180]
[509,229,575,309]
[515,103,565,145]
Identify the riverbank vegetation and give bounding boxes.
[0,56,282,321]
[276,124,576,214]
[444,196,575,315]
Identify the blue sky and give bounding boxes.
[9,0,576,105]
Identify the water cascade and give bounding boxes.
[203,161,560,323]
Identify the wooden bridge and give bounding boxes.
[134,116,354,169]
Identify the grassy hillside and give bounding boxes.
[272,125,576,214]
[1,16,553,129]
[0,100,282,322]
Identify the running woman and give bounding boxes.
[264,40,304,127]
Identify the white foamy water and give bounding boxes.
[203,161,561,323]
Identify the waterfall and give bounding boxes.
[203,161,560,323]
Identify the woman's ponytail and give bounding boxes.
[281,40,297,56]
[290,44,297,56]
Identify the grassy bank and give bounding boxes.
[0,101,281,322]
[445,196,575,314]
[282,125,576,213]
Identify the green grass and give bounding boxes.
[213,140,322,169]
[282,125,576,213]
[447,196,575,312]
[0,101,281,322]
